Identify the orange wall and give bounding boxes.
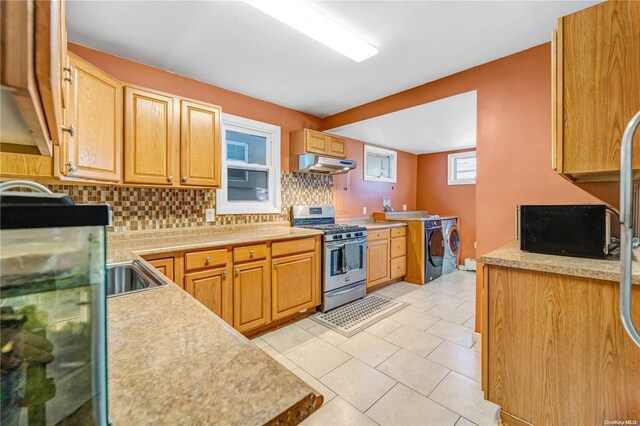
[417,149,476,264]
[69,43,418,213]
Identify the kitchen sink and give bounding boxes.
[106,260,167,297]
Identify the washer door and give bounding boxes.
[446,225,460,256]
[428,228,445,267]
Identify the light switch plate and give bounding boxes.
[402,204,407,211]
[206,209,215,222]
[362,207,367,215]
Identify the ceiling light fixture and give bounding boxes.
[244,0,378,63]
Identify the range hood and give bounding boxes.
[291,154,357,175]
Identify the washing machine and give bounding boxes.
[425,220,444,282]
[442,218,460,274]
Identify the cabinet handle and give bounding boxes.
[249,250,255,257]
[223,271,228,277]
[167,176,173,182]
[65,162,77,174]
[61,125,75,137]
[205,256,211,265]
[182,176,188,183]
[273,262,278,268]
[235,268,240,275]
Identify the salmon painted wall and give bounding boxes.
[417,149,476,264]
[332,137,417,218]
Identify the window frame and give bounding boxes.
[447,150,477,185]
[363,145,398,183]
[216,113,281,215]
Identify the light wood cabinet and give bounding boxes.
[367,239,390,288]
[60,53,122,181]
[180,99,221,187]
[290,129,347,158]
[124,86,177,185]
[233,259,271,333]
[271,252,317,320]
[147,257,174,281]
[483,265,640,425]
[553,1,640,181]
[185,266,233,325]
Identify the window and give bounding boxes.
[216,113,281,214]
[448,151,476,185]
[363,145,397,183]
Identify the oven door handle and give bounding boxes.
[326,238,367,249]
[327,282,365,297]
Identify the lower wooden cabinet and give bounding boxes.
[367,226,408,289]
[272,252,317,321]
[147,257,174,281]
[184,266,233,325]
[233,259,271,333]
[367,239,390,288]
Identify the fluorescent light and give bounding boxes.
[245,0,378,62]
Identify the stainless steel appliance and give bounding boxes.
[291,154,357,175]
[291,205,367,311]
[425,220,444,282]
[442,218,460,274]
[0,181,110,425]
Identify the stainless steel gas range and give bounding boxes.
[292,205,367,311]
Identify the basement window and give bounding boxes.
[448,151,476,185]
[364,145,397,183]
[216,113,281,214]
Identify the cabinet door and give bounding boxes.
[328,136,347,158]
[61,54,122,181]
[185,267,233,324]
[124,86,176,185]
[180,100,221,187]
[305,130,329,155]
[147,257,174,281]
[233,259,270,333]
[367,239,390,288]
[559,1,640,177]
[272,252,316,321]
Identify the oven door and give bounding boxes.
[324,237,367,292]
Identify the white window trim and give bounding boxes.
[448,151,476,185]
[216,113,281,215]
[363,145,397,183]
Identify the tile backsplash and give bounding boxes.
[50,172,332,232]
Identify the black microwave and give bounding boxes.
[517,204,610,259]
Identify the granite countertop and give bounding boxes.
[364,222,407,231]
[106,224,323,425]
[478,241,640,285]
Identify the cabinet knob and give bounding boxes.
[63,66,74,74]
[61,125,75,137]
[223,271,228,277]
[235,268,240,275]
[205,256,211,265]
[182,176,188,183]
[65,162,77,174]
[167,176,173,182]
[64,76,73,85]
[249,250,255,257]
[273,262,278,268]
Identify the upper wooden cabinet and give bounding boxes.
[180,100,221,187]
[61,54,122,182]
[1,0,68,156]
[553,1,640,181]
[124,86,177,185]
[290,129,347,158]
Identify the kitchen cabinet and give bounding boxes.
[367,239,390,288]
[552,1,640,181]
[233,259,271,333]
[367,226,407,289]
[185,266,233,325]
[180,99,221,187]
[1,0,68,156]
[124,86,177,185]
[147,257,174,281]
[60,53,122,181]
[290,129,347,158]
[390,227,407,279]
[482,264,640,425]
[272,249,318,321]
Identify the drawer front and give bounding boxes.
[272,237,316,258]
[368,229,391,241]
[391,227,406,238]
[185,249,227,271]
[234,243,267,263]
[390,256,407,279]
[390,236,407,258]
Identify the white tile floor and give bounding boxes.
[252,270,500,426]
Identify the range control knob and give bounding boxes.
[333,235,339,240]
[346,234,352,238]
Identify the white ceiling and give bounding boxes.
[67,1,599,118]
[327,91,477,154]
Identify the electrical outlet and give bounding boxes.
[362,207,367,215]
[402,204,407,211]
[206,209,216,222]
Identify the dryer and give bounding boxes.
[442,218,460,274]
[425,220,444,282]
